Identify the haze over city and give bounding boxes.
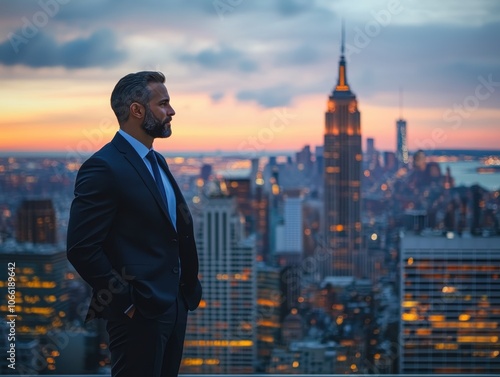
[0,0,499,154]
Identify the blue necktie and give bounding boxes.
[147,151,180,274]
[146,150,170,215]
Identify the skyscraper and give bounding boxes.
[396,118,408,167]
[15,199,57,244]
[323,25,362,277]
[400,234,500,374]
[275,189,303,255]
[366,138,375,160]
[0,243,69,373]
[384,151,397,173]
[225,176,253,235]
[256,263,281,371]
[365,137,379,171]
[181,194,256,374]
[296,145,313,174]
[315,146,324,181]
[254,183,270,261]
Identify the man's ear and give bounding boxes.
[129,102,145,119]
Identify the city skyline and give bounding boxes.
[0,145,499,373]
[0,0,499,154]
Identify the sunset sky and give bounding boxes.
[0,0,499,155]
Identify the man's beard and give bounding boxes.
[142,107,172,138]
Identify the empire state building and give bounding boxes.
[323,29,362,277]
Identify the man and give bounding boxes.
[67,71,202,377]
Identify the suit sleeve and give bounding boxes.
[67,156,131,312]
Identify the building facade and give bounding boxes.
[396,119,408,167]
[0,242,69,373]
[15,199,57,244]
[276,190,303,255]
[323,29,362,277]
[256,263,281,371]
[181,195,256,374]
[400,234,500,374]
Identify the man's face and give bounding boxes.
[141,82,175,138]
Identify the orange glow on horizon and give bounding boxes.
[1,82,499,153]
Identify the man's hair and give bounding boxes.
[110,71,166,124]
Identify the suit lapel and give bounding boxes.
[111,133,174,228]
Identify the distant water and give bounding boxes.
[439,161,500,191]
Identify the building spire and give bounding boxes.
[341,18,345,57]
[399,85,404,119]
[335,20,349,92]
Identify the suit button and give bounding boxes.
[172,267,179,274]
[172,238,178,243]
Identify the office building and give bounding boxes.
[200,164,212,181]
[296,145,313,174]
[0,242,68,338]
[0,241,69,373]
[366,138,375,160]
[275,190,303,254]
[384,151,397,173]
[254,183,270,261]
[396,119,408,167]
[181,195,256,374]
[15,199,57,244]
[256,263,281,371]
[225,176,253,235]
[365,138,381,171]
[400,234,500,374]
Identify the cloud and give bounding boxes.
[0,1,498,112]
[179,46,258,73]
[236,85,294,107]
[337,20,500,109]
[0,29,126,69]
[0,0,216,23]
[277,44,322,66]
[211,92,225,102]
[275,0,317,16]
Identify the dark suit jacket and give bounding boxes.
[67,132,202,321]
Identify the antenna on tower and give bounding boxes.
[399,86,403,119]
[341,19,345,56]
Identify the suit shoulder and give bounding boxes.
[94,140,121,158]
[77,143,121,178]
[81,141,120,166]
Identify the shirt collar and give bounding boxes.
[118,129,152,159]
